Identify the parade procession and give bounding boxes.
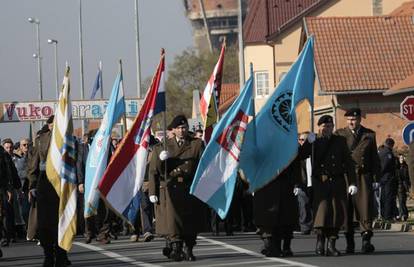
[1,1,414,267]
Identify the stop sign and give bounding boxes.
[401,96,414,121]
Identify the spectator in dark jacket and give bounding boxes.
[378,138,398,221]
[0,144,15,257]
[396,154,410,221]
[1,139,20,246]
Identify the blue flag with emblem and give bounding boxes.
[239,37,315,192]
[190,69,254,219]
[84,70,126,218]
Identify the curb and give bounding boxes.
[373,221,412,232]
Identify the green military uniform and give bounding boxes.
[28,129,69,266]
[148,135,204,259]
[336,125,380,252]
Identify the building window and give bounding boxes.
[255,71,269,97]
[279,72,287,82]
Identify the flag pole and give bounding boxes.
[99,61,103,99]
[214,38,226,122]
[160,49,168,182]
[119,59,127,137]
[249,62,257,148]
[309,37,315,188]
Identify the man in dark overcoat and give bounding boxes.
[148,115,204,262]
[28,116,70,266]
[304,115,358,256]
[253,157,301,257]
[0,144,15,258]
[407,141,414,197]
[378,138,397,221]
[335,108,380,254]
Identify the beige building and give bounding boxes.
[243,0,409,147]
[244,0,406,105]
[302,14,414,149]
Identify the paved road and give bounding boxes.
[1,231,413,267]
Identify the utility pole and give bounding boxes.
[134,0,142,98]
[79,0,86,134]
[198,0,213,53]
[238,0,245,86]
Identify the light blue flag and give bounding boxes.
[84,72,125,217]
[190,71,254,219]
[239,37,315,192]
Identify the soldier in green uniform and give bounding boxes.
[304,115,358,256]
[148,115,204,262]
[27,116,70,267]
[336,108,380,254]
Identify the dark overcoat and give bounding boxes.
[304,134,357,229]
[336,126,380,225]
[253,156,301,231]
[148,136,204,237]
[27,130,59,244]
[407,142,414,194]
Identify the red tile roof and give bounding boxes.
[304,16,414,94]
[244,0,330,44]
[384,72,414,96]
[218,83,240,114]
[389,1,414,16]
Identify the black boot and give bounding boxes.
[184,245,196,261]
[0,248,2,258]
[315,234,325,256]
[261,237,282,257]
[42,245,55,267]
[271,237,282,257]
[326,238,341,257]
[361,231,375,254]
[170,241,184,262]
[282,238,293,257]
[345,233,355,254]
[162,240,172,258]
[55,247,69,267]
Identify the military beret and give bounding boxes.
[168,115,188,129]
[317,115,333,126]
[344,108,361,117]
[46,115,55,124]
[384,138,395,147]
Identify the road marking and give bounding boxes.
[73,241,161,267]
[198,236,319,267]
[122,246,231,257]
[199,260,292,267]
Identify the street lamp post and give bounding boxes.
[134,0,142,98]
[28,17,43,100]
[79,0,86,135]
[48,39,59,99]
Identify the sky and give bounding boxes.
[0,0,193,141]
